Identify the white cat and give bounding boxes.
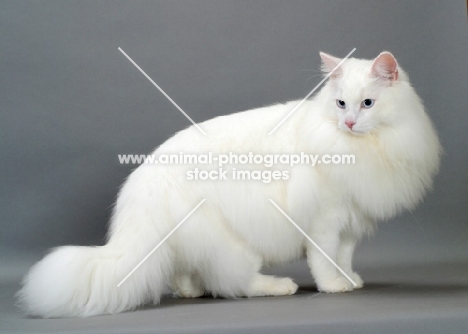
[17,51,441,318]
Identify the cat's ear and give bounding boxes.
[320,52,343,78]
[371,52,399,82]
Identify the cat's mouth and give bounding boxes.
[339,124,367,135]
[342,127,369,136]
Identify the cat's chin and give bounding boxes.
[339,127,368,136]
[349,130,368,136]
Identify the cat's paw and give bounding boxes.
[317,276,354,293]
[247,275,298,297]
[172,275,205,298]
[350,272,364,289]
[272,277,299,296]
[174,285,205,298]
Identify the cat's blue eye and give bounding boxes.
[361,99,375,108]
[336,99,346,109]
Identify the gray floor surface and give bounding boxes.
[1,254,468,334]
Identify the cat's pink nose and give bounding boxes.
[345,120,356,129]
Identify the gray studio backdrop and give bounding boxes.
[1,1,467,267]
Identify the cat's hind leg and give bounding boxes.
[175,201,297,298]
[200,226,298,298]
[200,225,298,298]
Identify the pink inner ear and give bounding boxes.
[371,52,399,81]
[320,52,343,77]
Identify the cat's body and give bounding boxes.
[18,52,441,318]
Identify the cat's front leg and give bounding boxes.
[306,226,356,293]
[337,233,363,289]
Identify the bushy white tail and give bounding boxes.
[17,241,172,318]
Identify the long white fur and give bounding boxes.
[17,52,441,318]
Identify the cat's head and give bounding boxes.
[320,51,407,135]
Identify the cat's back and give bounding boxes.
[157,100,316,154]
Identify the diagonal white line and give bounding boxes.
[269,199,357,287]
[117,199,206,287]
[118,47,207,136]
[268,48,356,135]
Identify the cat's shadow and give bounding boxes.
[298,282,468,295]
[151,281,468,310]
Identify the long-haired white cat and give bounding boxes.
[18,51,441,318]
